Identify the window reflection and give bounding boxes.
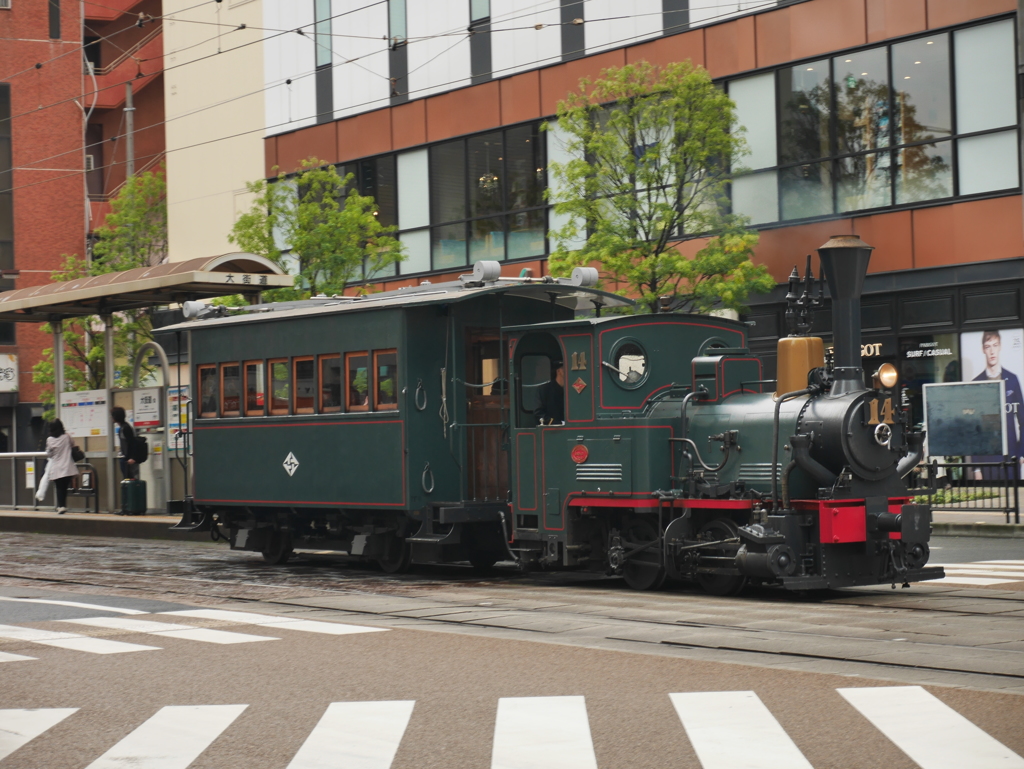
[470,217,505,263]
[507,209,545,259]
[781,162,832,220]
[837,152,892,211]
[245,361,265,415]
[432,222,467,269]
[504,124,545,209]
[833,48,890,155]
[892,35,951,145]
[895,140,952,204]
[778,61,830,164]
[468,132,504,218]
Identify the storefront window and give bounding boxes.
[833,46,889,155]
[900,334,959,429]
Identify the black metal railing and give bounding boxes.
[907,458,1020,524]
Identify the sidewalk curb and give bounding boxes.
[932,522,1024,538]
[0,509,210,542]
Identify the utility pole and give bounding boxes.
[125,81,135,178]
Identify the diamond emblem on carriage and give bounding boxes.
[282,452,299,476]
[572,377,587,394]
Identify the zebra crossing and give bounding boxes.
[0,605,387,663]
[929,559,1024,586]
[2,687,1021,769]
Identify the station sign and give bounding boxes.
[133,387,162,428]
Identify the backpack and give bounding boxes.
[133,434,149,464]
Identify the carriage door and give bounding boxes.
[465,331,509,502]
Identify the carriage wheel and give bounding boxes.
[261,531,293,565]
[695,518,746,596]
[377,535,412,574]
[621,518,667,591]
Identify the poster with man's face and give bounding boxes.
[961,328,1024,461]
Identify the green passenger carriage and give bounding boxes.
[174,238,943,593]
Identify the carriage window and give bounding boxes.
[612,341,648,387]
[294,357,315,413]
[245,361,265,416]
[268,358,290,415]
[374,350,398,410]
[346,352,370,411]
[320,355,342,412]
[518,355,550,417]
[198,365,218,418]
[221,363,241,416]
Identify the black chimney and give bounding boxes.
[816,234,873,397]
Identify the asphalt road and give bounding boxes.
[0,533,1023,768]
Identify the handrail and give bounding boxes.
[88,154,165,202]
[92,27,162,77]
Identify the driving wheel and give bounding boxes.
[261,531,293,565]
[695,518,746,596]
[621,517,667,591]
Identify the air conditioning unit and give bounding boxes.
[0,1,12,11]
[85,154,95,172]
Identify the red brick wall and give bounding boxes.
[0,0,87,402]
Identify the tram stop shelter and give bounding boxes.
[0,253,292,514]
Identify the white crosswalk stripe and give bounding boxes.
[930,560,1024,586]
[84,704,247,769]
[0,708,78,761]
[162,609,388,636]
[0,651,35,663]
[839,686,1024,769]
[286,700,416,769]
[4,688,1022,768]
[0,596,148,615]
[0,623,159,655]
[59,616,278,645]
[491,696,598,769]
[669,691,814,769]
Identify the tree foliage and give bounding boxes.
[31,170,165,417]
[229,158,404,298]
[546,61,773,313]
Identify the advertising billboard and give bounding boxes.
[923,380,1006,457]
[960,328,1024,463]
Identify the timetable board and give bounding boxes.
[59,389,109,438]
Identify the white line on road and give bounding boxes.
[0,708,78,762]
[491,696,598,769]
[85,704,247,769]
[838,686,1024,769]
[931,576,1021,586]
[0,624,159,654]
[162,609,388,636]
[60,617,278,645]
[286,701,415,769]
[0,650,35,663]
[669,691,814,769]
[0,596,148,614]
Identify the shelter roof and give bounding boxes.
[0,254,292,322]
[159,279,634,333]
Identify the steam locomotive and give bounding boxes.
[172,234,941,593]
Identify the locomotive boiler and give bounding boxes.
[173,235,941,594]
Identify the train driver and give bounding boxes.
[534,359,566,425]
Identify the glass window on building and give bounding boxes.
[778,61,830,165]
[899,334,959,430]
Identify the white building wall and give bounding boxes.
[406,1,471,100]
[264,1,317,134]
[491,0,561,78]
[584,0,662,55]
[332,0,390,118]
[164,0,267,263]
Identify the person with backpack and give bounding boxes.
[111,407,139,480]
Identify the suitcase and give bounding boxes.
[120,478,147,515]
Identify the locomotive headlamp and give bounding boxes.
[873,362,898,390]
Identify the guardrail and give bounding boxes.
[0,453,103,513]
[908,458,1020,524]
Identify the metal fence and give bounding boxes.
[908,458,1020,524]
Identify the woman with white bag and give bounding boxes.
[44,419,78,514]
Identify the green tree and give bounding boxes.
[230,157,404,298]
[546,61,774,313]
[31,170,166,416]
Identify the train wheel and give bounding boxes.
[261,531,292,565]
[377,535,412,574]
[621,518,667,591]
[695,519,746,596]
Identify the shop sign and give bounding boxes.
[904,340,954,359]
[0,354,17,392]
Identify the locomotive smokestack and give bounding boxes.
[816,234,873,397]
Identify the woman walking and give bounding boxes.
[45,419,78,514]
